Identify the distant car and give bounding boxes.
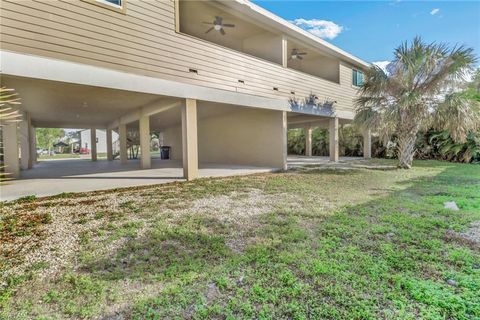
[37,149,55,156]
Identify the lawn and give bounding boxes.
[38,153,108,160]
[1,160,479,319]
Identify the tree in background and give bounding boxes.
[425,70,480,163]
[36,128,65,154]
[287,126,360,157]
[354,37,479,168]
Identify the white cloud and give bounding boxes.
[291,19,344,40]
[430,8,440,15]
[373,61,391,73]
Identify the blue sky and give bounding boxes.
[252,0,480,64]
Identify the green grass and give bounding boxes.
[38,154,81,160]
[38,153,108,160]
[1,160,479,319]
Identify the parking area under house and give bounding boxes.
[0,156,367,201]
[1,68,372,202]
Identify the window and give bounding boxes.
[84,0,126,13]
[98,0,122,8]
[352,69,364,86]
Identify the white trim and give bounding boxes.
[0,51,355,119]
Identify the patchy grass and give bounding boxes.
[1,160,479,319]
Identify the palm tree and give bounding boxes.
[354,37,479,168]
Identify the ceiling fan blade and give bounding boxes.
[298,52,307,55]
[220,28,226,35]
[222,23,235,27]
[298,56,303,60]
[205,27,214,34]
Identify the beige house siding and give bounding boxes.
[0,0,360,115]
[162,107,286,168]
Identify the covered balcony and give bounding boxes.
[178,0,284,66]
[286,39,340,83]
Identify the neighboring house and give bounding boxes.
[52,141,69,154]
[78,129,119,154]
[0,0,372,179]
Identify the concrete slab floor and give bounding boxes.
[0,159,275,201]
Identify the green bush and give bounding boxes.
[288,126,362,156]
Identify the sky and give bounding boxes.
[252,0,480,65]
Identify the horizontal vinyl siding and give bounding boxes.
[0,0,359,114]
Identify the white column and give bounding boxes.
[139,115,151,169]
[31,126,37,164]
[29,124,36,168]
[106,128,113,161]
[2,122,20,178]
[119,124,128,164]
[305,124,312,157]
[19,114,30,170]
[90,128,97,161]
[182,99,198,180]
[281,35,288,68]
[329,117,339,162]
[363,128,372,159]
[281,111,288,170]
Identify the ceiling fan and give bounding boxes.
[203,16,235,35]
[289,48,307,60]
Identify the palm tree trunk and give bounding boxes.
[397,129,417,169]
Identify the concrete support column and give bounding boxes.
[281,35,288,68]
[29,124,36,168]
[90,128,97,161]
[19,114,30,170]
[305,124,312,157]
[139,115,151,169]
[281,111,288,170]
[182,98,198,180]
[118,124,128,164]
[106,128,113,161]
[2,122,20,178]
[329,117,339,162]
[363,128,372,159]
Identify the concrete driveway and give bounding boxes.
[0,159,275,201]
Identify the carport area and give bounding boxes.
[0,158,274,201]
[1,76,286,200]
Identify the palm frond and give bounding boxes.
[432,93,480,142]
[0,87,22,183]
[0,87,22,125]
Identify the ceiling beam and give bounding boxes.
[108,98,182,129]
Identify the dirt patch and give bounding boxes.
[1,184,301,318]
[165,188,300,253]
[457,221,480,244]
[445,221,480,249]
[1,191,144,283]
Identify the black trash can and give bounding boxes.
[160,146,171,160]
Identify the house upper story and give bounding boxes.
[0,0,370,118]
